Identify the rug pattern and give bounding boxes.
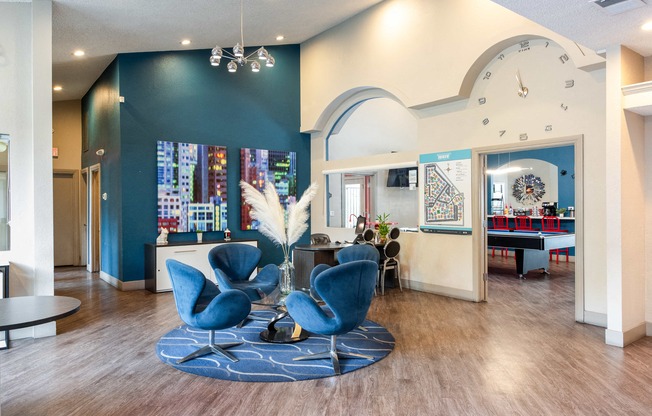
[156,312,394,382]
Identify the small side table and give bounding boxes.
[0,296,81,349]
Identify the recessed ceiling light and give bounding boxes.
[276,35,285,41]
[642,21,652,31]
[181,39,191,45]
[73,50,85,57]
[53,85,63,91]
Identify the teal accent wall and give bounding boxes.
[81,60,122,278]
[82,45,309,282]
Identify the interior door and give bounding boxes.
[53,172,79,266]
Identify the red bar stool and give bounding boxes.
[541,216,569,263]
[491,215,509,257]
[514,215,535,231]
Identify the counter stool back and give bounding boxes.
[541,216,569,263]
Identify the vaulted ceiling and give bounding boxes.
[51,0,652,102]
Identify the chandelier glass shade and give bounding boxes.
[209,0,275,73]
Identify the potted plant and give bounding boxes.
[557,208,566,218]
[196,229,203,243]
[376,212,390,243]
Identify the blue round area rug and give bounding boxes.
[156,313,394,382]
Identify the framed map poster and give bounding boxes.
[419,149,472,235]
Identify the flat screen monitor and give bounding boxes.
[354,215,366,235]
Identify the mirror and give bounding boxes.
[0,133,9,251]
[326,166,418,230]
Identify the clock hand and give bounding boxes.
[515,71,528,98]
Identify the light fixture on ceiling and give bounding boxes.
[53,85,63,91]
[276,35,285,41]
[642,21,652,31]
[181,39,191,46]
[73,49,85,57]
[209,0,275,73]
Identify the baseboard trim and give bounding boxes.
[605,322,647,347]
[647,322,652,336]
[99,271,145,291]
[583,311,607,328]
[402,279,475,302]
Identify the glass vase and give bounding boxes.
[279,255,295,295]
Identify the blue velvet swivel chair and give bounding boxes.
[285,260,378,375]
[166,259,251,363]
[208,243,279,301]
[309,244,380,301]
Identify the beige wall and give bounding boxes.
[53,100,82,171]
[303,0,613,320]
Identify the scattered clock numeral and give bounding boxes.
[545,41,550,48]
[519,134,528,141]
[518,41,530,52]
[565,80,575,88]
[560,103,568,111]
[479,97,486,105]
[482,118,490,126]
[483,71,492,80]
[499,130,506,137]
[545,125,553,132]
[497,53,505,61]
[559,54,569,64]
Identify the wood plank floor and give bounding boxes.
[1,257,651,415]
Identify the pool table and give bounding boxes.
[487,230,575,278]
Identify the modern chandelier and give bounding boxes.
[209,0,275,73]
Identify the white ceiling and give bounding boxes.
[52,0,384,101]
[491,0,652,56]
[52,0,652,102]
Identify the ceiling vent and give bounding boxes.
[591,0,647,15]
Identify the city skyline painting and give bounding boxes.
[157,140,228,233]
[240,148,297,230]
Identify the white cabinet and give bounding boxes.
[145,239,257,293]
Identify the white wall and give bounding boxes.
[303,0,609,313]
[0,0,55,338]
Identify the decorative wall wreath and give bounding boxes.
[512,174,545,205]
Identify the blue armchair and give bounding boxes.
[208,243,279,301]
[285,260,378,375]
[166,259,251,363]
[309,244,379,300]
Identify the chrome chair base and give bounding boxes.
[176,330,243,364]
[292,335,373,375]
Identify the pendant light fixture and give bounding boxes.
[209,0,275,73]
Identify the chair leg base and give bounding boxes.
[292,335,373,375]
[176,341,243,364]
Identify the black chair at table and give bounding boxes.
[379,239,402,295]
[361,228,375,245]
[388,227,400,241]
[310,233,331,245]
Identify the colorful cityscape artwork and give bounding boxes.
[240,148,297,230]
[157,140,228,233]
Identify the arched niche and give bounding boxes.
[327,97,418,161]
[319,91,419,230]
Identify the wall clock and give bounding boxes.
[472,38,580,139]
[512,174,545,205]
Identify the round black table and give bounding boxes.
[0,296,81,332]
